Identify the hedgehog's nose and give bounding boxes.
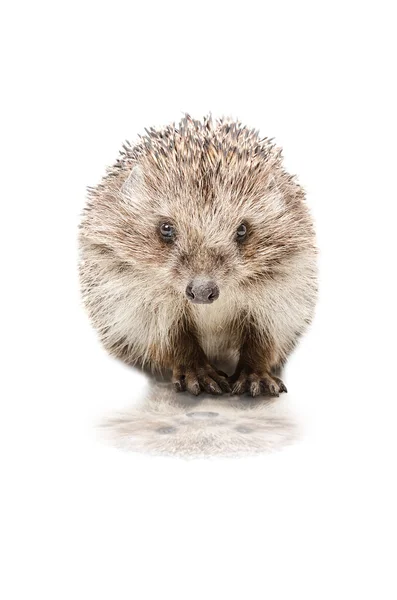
[185,279,220,304]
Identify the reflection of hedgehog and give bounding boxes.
[79,115,317,397]
[100,384,299,458]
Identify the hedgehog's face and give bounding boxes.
[155,213,254,304]
[119,175,298,303]
[97,161,310,303]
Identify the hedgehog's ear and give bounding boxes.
[121,164,144,197]
[266,175,285,212]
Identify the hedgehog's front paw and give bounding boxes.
[172,364,231,396]
[230,369,287,398]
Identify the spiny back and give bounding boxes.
[96,114,289,197]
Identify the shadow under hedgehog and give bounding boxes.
[79,114,317,397]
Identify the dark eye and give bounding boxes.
[236,223,247,240]
[159,222,175,240]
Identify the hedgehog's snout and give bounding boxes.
[185,279,220,304]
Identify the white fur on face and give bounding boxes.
[80,241,316,369]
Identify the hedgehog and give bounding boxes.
[79,114,317,397]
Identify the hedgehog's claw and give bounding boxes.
[230,370,287,398]
[172,364,231,396]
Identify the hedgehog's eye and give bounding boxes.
[159,222,175,240]
[236,223,247,241]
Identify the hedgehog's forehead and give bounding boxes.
[154,192,244,227]
[142,161,267,216]
[141,167,276,230]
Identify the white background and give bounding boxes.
[1,1,396,598]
